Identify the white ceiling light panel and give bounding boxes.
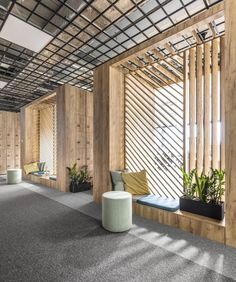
[0,81,8,89]
[0,15,53,53]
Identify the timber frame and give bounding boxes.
[93,1,236,247]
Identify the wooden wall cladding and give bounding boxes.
[93,65,125,203]
[57,84,93,192]
[225,0,236,248]
[0,111,20,173]
[20,107,40,170]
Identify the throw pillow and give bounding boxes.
[122,170,150,195]
[38,162,46,172]
[110,171,125,191]
[24,162,39,175]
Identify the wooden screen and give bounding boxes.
[125,73,184,199]
[39,105,57,174]
[184,37,225,173]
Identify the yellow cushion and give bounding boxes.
[24,162,39,175]
[122,170,150,195]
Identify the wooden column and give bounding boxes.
[225,0,236,247]
[56,84,93,192]
[93,64,125,203]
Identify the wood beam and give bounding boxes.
[192,30,202,44]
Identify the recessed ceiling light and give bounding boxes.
[0,81,8,89]
[0,15,53,53]
[0,62,10,69]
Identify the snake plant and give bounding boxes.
[181,168,225,204]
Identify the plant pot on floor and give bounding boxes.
[70,182,91,193]
[179,196,224,220]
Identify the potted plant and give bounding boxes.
[180,168,225,220]
[67,164,92,193]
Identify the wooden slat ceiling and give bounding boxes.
[0,0,224,111]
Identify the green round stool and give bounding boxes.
[102,191,132,232]
[7,169,22,184]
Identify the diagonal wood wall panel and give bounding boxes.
[125,72,184,199]
[39,105,55,174]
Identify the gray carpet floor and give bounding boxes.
[0,183,235,282]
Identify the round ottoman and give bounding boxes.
[102,191,132,232]
[7,169,22,184]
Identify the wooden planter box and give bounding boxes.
[179,196,224,220]
[70,182,91,193]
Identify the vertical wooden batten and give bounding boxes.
[212,38,219,169]
[183,51,189,172]
[189,48,196,170]
[196,45,204,172]
[204,42,211,172]
[220,36,225,170]
[225,0,236,247]
[93,64,125,203]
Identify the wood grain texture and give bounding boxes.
[212,38,219,169]
[220,36,225,170]
[20,107,40,175]
[189,48,196,170]
[204,41,211,172]
[93,64,125,203]
[56,84,93,192]
[24,174,57,189]
[0,111,20,173]
[196,45,204,172]
[183,51,189,172]
[225,0,236,248]
[133,202,225,244]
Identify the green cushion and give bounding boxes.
[110,171,125,191]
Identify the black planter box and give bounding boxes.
[179,196,224,220]
[70,182,91,193]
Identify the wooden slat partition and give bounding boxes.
[39,105,55,174]
[185,38,223,173]
[125,64,184,198]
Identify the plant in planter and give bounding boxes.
[180,168,225,220]
[67,164,92,193]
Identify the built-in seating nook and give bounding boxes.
[0,1,236,280]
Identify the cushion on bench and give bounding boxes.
[137,195,179,212]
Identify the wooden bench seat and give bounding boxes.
[132,196,225,244]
